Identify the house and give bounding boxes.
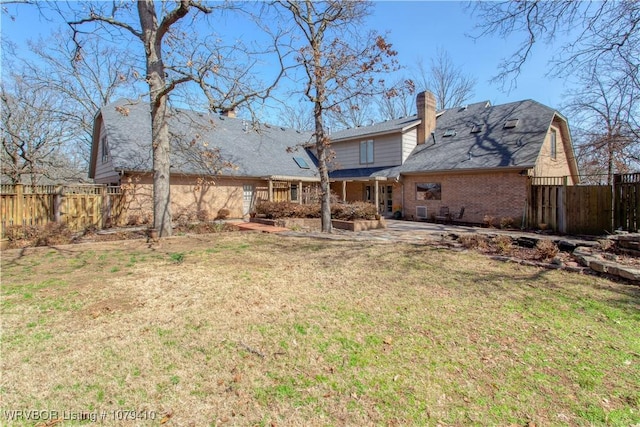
[326,91,580,226]
[90,99,319,223]
[90,91,579,228]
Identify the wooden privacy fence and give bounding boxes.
[0,184,124,236]
[614,172,640,232]
[527,173,639,235]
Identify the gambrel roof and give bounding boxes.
[398,99,566,174]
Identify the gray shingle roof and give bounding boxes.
[99,99,318,179]
[398,99,557,174]
[330,116,420,141]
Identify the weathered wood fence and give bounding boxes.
[0,184,124,236]
[614,172,640,233]
[527,173,640,235]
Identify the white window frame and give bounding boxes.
[360,139,374,165]
[101,136,109,163]
[550,128,557,160]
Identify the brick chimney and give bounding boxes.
[221,108,236,118]
[416,91,436,145]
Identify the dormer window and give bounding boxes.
[443,129,456,137]
[470,124,483,133]
[504,118,519,129]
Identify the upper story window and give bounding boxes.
[360,139,374,164]
[550,128,557,160]
[101,136,109,163]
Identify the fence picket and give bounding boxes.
[0,184,124,237]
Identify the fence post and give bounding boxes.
[558,176,567,234]
[99,185,106,228]
[15,184,23,227]
[54,185,63,223]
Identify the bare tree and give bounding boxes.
[1,76,79,185]
[276,0,401,232]
[565,65,639,184]
[325,93,376,130]
[376,76,415,120]
[374,48,475,120]
[415,49,476,110]
[60,1,285,237]
[19,32,141,168]
[472,1,640,93]
[277,100,315,131]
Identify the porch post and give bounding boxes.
[342,181,346,202]
[374,180,379,215]
[298,180,302,203]
[268,179,273,202]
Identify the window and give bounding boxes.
[290,184,298,202]
[101,136,109,163]
[443,128,456,137]
[416,183,441,200]
[504,118,519,129]
[550,129,557,160]
[360,140,374,164]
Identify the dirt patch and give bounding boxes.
[82,298,141,319]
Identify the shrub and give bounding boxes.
[494,235,513,254]
[255,201,376,220]
[536,239,559,260]
[5,222,74,248]
[215,209,230,220]
[332,201,377,221]
[500,217,515,229]
[483,215,496,228]
[458,234,489,250]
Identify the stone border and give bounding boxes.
[573,247,640,282]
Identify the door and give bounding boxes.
[378,185,393,215]
[242,184,254,216]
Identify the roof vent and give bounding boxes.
[459,105,467,112]
[504,118,519,129]
[470,124,483,133]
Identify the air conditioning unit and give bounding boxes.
[416,206,428,219]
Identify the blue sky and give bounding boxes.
[1,1,571,111]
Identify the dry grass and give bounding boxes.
[1,233,639,426]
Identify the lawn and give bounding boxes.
[1,233,639,426]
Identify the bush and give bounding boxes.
[255,201,376,221]
[500,217,515,229]
[483,215,496,228]
[494,235,513,254]
[458,234,489,250]
[215,209,230,220]
[536,239,559,260]
[5,222,74,248]
[332,201,378,221]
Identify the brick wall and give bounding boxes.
[402,171,529,226]
[118,173,249,225]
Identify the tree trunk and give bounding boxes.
[314,101,332,233]
[138,0,172,237]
